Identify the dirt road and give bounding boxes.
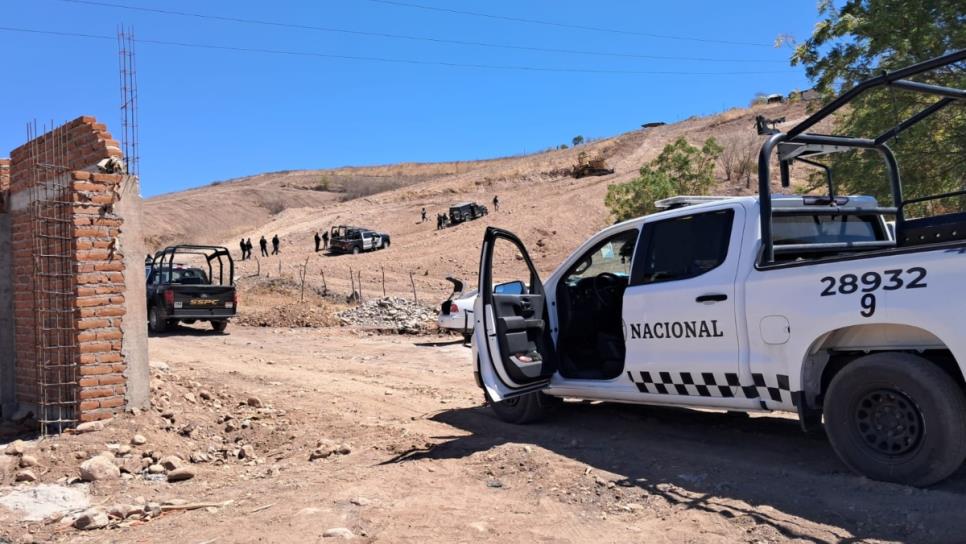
[5,325,966,543]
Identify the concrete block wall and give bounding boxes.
[2,116,147,424]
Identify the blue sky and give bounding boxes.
[0,1,820,197]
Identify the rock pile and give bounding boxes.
[337,297,437,333]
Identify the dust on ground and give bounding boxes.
[2,325,966,543]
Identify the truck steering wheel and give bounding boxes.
[592,272,620,306]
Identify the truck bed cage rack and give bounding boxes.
[151,245,235,286]
[758,49,966,265]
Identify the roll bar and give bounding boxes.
[758,49,965,264]
[151,245,235,286]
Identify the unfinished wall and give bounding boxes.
[0,159,13,417]
[4,117,148,425]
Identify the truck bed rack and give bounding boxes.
[758,49,966,265]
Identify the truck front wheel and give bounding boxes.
[824,352,966,486]
[211,320,228,333]
[486,391,560,424]
[352,246,360,255]
[148,306,168,334]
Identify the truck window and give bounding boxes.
[564,230,639,285]
[773,214,884,245]
[632,209,733,285]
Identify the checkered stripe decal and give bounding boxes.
[627,371,795,405]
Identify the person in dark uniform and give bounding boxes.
[245,238,253,259]
[436,213,443,230]
[322,230,329,250]
[272,234,280,255]
[493,195,500,211]
[421,207,427,222]
[314,231,321,252]
[259,236,269,257]
[239,239,246,260]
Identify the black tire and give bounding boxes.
[148,306,167,334]
[823,352,966,486]
[486,390,560,424]
[211,320,228,333]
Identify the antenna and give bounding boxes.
[117,25,140,177]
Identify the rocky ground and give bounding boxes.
[3,325,966,543]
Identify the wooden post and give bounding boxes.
[320,269,327,295]
[349,267,354,298]
[299,256,309,303]
[357,270,363,302]
[409,272,418,304]
[381,266,386,297]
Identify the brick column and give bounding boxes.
[4,117,147,424]
[0,159,14,416]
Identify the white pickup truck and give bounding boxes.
[472,50,966,486]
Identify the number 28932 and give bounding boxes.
[819,267,927,317]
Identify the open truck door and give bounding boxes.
[475,227,557,402]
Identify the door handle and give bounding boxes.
[696,293,728,303]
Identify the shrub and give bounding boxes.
[605,137,722,221]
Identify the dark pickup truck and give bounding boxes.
[146,245,236,333]
[448,202,488,225]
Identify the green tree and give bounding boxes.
[791,0,966,206]
[572,135,585,146]
[605,137,722,221]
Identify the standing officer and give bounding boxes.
[259,236,269,257]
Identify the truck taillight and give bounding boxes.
[163,290,174,307]
[450,303,460,314]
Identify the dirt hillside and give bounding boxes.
[143,101,812,304]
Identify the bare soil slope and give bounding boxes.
[144,102,811,303]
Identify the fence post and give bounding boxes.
[409,272,418,304]
[381,266,386,297]
[357,270,363,302]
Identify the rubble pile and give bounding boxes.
[338,297,437,333]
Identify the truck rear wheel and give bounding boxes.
[148,306,168,334]
[211,320,228,333]
[823,352,966,486]
[486,391,560,424]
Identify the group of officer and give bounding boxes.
[238,235,280,260]
[423,195,500,230]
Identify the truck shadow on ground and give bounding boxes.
[391,401,966,544]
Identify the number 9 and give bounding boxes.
[860,293,876,317]
[861,271,881,292]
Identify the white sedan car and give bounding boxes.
[437,277,476,341]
